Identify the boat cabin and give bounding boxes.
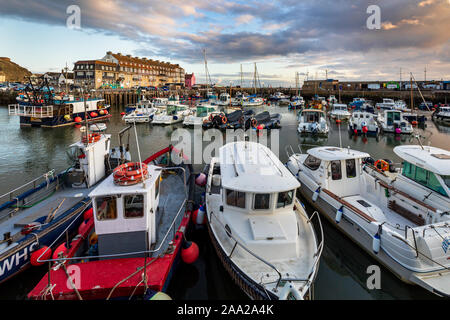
[332,104,348,112]
[208,142,300,216]
[302,147,370,198]
[66,134,111,188]
[89,167,162,257]
[300,109,325,122]
[394,145,450,198]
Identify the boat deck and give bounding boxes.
[0,185,91,254]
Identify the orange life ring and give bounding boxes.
[222,115,227,124]
[113,162,149,186]
[374,159,389,172]
[82,133,101,144]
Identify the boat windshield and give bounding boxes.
[441,175,450,189]
[402,161,448,197]
[304,154,321,171]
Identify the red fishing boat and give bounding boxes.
[28,145,197,300]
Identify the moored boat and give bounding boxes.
[28,145,195,300]
[297,109,329,135]
[286,146,450,297]
[0,132,111,284]
[205,141,323,300]
[378,110,413,134]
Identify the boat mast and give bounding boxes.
[240,64,243,88]
[410,73,413,112]
[81,85,89,145]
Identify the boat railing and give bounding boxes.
[37,166,188,264]
[8,104,54,118]
[0,170,57,221]
[294,199,324,282]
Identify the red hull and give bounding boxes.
[28,211,191,300]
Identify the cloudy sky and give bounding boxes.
[1,0,450,86]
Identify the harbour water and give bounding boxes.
[0,103,447,300]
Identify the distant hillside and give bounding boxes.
[0,57,32,82]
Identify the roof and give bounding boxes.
[307,147,370,161]
[89,165,160,197]
[393,145,450,175]
[219,142,299,193]
[301,109,326,114]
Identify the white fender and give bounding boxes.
[335,206,343,223]
[312,187,320,202]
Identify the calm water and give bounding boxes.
[0,103,447,300]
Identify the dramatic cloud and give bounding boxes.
[1,0,450,81]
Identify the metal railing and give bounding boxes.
[209,199,324,294]
[37,167,188,264]
[8,104,54,118]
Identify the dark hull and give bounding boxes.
[19,108,111,128]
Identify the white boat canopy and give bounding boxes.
[307,147,370,161]
[393,145,450,176]
[219,141,300,193]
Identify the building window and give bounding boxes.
[331,160,342,180]
[124,194,144,218]
[226,189,246,208]
[276,190,294,208]
[96,196,117,220]
[254,194,271,210]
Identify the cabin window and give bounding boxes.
[277,190,294,208]
[96,196,117,220]
[403,162,448,197]
[155,177,160,198]
[226,189,246,208]
[304,155,321,171]
[442,175,450,189]
[254,194,271,210]
[346,159,357,178]
[124,194,145,218]
[330,160,342,180]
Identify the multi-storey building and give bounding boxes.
[73,52,185,89]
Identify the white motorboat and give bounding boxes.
[376,98,396,110]
[329,104,351,121]
[122,104,158,123]
[286,146,450,298]
[183,105,220,127]
[297,109,329,135]
[215,93,232,107]
[152,97,169,108]
[270,92,288,101]
[90,123,107,132]
[205,141,323,300]
[243,96,264,107]
[152,104,192,125]
[348,111,379,136]
[394,100,409,112]
[432,105,450,124]
[378,110,413,134]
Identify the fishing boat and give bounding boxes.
[152,97,169,108]
[376,98,396,110]
[297,109,329,135]
[349,98,367,109]
[327,95,338,105]
[286,146,450,297]
[8,96,111,128]
[205,141,323,300]
[348,111,379,136]
[152,104,192,125]
[329,104,351,121]
[183,105,220,127]
[122,104,158,124]
[28,145,196,300]
[0,132,111,284]
[378,110,413,134]
[289,96,305,110]
[269,92,288,101]
[432,105,450,124]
